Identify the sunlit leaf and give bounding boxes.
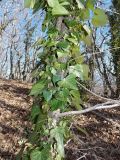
[92,9,108,27]
[57,50,68,58]
[82,35,92,46]
[61,1,70,6]
[67,37,78,45]
[82,24,91,36]
[80,9,90,20]
[52,4,69,15]
[69,64,89,80]
[86,0,96,10]
[58,74,78,90]
[70,90,82,110]
[50,127,65,158]
[24,0,31,7]
[30,81,45,96]
[47,0,59,8]
[76,0,85,9]
[24,0,36,8]
[56,88,69,102]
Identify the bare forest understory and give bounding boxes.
[0,79,120,160]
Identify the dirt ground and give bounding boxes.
[0,79,32,160]
[0,78,120,160]
[66,110,120,160]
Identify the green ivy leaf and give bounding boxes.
[43,90,52,102]
[50,67,57,75]
[24,0,36,8]
[30,150,42,160]
[52,75,61,83]
[30,81,45,96]
[86,0,96,10]
[30,105,40,121]
[22,153,29,160]
[92,9,108,27]
[67,37,78,45]
[64,19,78,28]
[82,35,92,46]
[50,99,65,110]
[61,1,70,6]
[70,90,82,110]
[24,0,31,8]
[32,1,45,13]
[57,41,69,50]
[80,9,90,20]
[79,64,89,80]
[47,0,59,8]
[35,113,47,131]
[57,50,68,58]
[58,74,78,90]
[52,4,69,15]
[57,88,69,102]
[50,126,65,158]
[30,146,51,160]
[69,64,89,80]
[41,146,51,160]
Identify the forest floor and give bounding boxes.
[0,78,120,160]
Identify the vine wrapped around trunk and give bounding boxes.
[21,0,108,159]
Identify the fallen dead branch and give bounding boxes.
[51,100,120,120]
[51,83,120,123]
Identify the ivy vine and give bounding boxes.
[19,0,108,159]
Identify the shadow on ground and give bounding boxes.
[0,78,120,160]
[0,79,32,160]
[65,110,120,160]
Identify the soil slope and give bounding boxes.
[0,78,120,160]
[0,79,32,160]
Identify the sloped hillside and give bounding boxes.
[0,79,32,160]
[0,78,120,160]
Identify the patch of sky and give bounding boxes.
[0,0,46,76]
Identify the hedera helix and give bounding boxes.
[22,0,108,159]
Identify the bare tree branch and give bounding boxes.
[52,101,120,119]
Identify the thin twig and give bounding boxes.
[76,153,87,160]
[77,82,113,102]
